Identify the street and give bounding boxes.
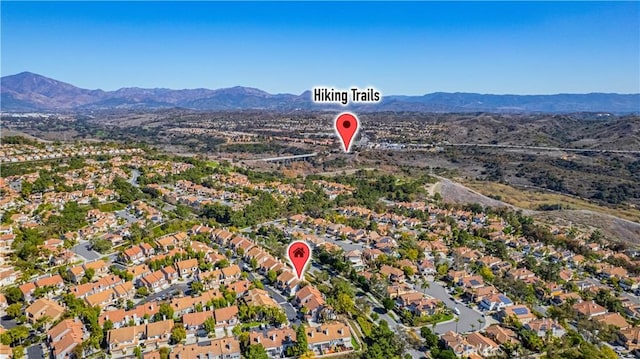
[417,281,487,334]
[71,240,101,261]
[247,272,299,324]
[26,344,44,359]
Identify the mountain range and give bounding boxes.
[1,72,639,113]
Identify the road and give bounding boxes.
[416,281,487,334]
[139,283,190,306]
[1,316,18,329]
[315,232,486,334]
[115,209,138,224]
[128,168,141,187]
[410,142,640,154]
[71,240,101,261]
[247,272,299,325]
[26,343,44,359]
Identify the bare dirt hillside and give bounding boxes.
[436,177,640,245]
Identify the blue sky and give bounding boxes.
[1,1,638,95]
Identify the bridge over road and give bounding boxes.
[255,153,318,164]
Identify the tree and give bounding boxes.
[190,281,204,295]
[362,320,405,359]
[136,287,150,298]
[12,346,24,359]
[431,348,457,359]
[203,317,216,336]
[84,268,96,282]
[266,270,277,284]
[134,346,142,359]
[245,344,269,359]
[170,326,187,344]
[4,287,23,304]
[287,325,308,357]
[71,342,84,358]
[382,297,396,311]
[156,303,175,321]
[6,303,22,319]
[159,347,171,359]
[90,238,112,253]
[420,326,438,349]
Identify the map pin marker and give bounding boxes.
[287,240,311,280]
[335,112,360,153]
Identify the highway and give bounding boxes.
[410,143,640,154]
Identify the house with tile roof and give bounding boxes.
[170,337,241,359]
[466,332,501,357]
[305,322,353,355]
[249,327,296,358]
[47,318,86,359]
[26,298,65,325]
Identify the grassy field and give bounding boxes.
[463,181,640,223]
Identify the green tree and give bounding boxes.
[4,287,23,304]
[190,281,204,295]
[136,287,150,298]
[6,303,22,319]
[156,303,175,321]
[12,346,24,359]
[245,344,269,359]
[134,346,142,359]
[159,347,171,359]
[203,317,216,336]
[266,270,277,284]
[420,326,438,349]
[362,321,404,359]
[170,326,187,344]
[287,325,308,357]
[382,297,396,311]
[84,268,96,282]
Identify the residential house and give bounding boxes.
[249,327,296,358]
[244,289,279,308]
[619,327,640,351]
[573,301,607,319]
[107,325,144,354]
[440,331,475,357]
[183,311,215,336]
[295,286,326,322]
[214,305,239,329]
[524,319,566,338]
[596,312,630,330]
[47,319,86,359]
[171,337,241,359]
[145,319,173,349]
[175,258,199,278]
[26,298,65,324]
[140,270,168,292]
[466,332,501,357]
[479,293,514,312]
[499,305,535,324]
[305,322,353,355]
[344,250,365,272]
[380,265,405,283]
[484,325,520,346]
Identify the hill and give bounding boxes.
[2,72,638,113]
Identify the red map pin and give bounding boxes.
[335,112,360,153]
[287,240,312,280]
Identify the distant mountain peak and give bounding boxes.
[1,71,638,113]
